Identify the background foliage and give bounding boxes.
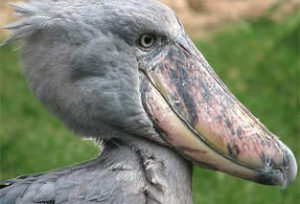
[0,11,299,204]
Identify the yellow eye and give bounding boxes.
[140,34,155,48]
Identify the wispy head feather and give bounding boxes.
[1,2,55,46]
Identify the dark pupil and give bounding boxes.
[144,36,153,45]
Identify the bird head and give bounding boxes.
[3,0,297,188]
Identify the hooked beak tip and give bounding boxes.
[256,142,297,189]
[280,143,297,190]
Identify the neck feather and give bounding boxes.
[100,136,194,204]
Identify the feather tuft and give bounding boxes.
[8,2,37,16]
[1,2,54,46]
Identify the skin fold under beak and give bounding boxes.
[139,34,297,188]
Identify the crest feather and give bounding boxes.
[1,2,53,46]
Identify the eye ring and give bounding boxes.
[139,34,155,49]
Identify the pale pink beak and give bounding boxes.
[139,34,297,188]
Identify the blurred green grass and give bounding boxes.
[1,13,299,204]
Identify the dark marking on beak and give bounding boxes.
[224,118,235,135]
[199,80,211,103]
[236,126,242,139]
[227,143,240,158]
[167,47,199,124]
[177,146,207,154]
[256,169,283,185]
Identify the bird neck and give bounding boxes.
[101,136,194,204]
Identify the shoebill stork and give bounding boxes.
[0,0,297,203]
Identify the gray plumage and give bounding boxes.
[1,0,193,203]
[1,138,192,204]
